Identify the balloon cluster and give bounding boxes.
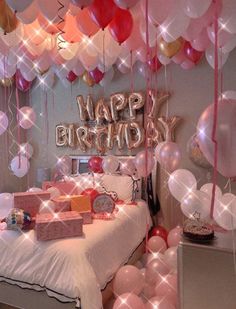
[87,152,155,178]
[0,0,235,91]
[168,169,236,230]
[111,225,182,308]
[10,142,34,178]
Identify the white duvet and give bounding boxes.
[0,200,152,309]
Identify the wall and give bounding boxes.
[2,51,236,227]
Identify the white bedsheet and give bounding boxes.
[0,200,152,309]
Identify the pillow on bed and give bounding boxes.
[100,174,135,202]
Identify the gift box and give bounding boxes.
[69,195,91,212]
[52,197,71,212]
[13,192,51,218]
[80,211,92,224]
[35,211,83,241]
[42,181,81,196]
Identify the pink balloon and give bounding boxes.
[147,236,167,254]
[15,69,32,92]
[0,111,9,135]
[56,155,72,176]
[191,29,210,51]
[197,99,236,177]
[141,0,174,26]
[155,274,177,306]
[142,283,156,300]
[207,24,232,48]
[146,296,175,309]
[167,226,182,247]
[76,7,99,37]
[181,59,195,70]
[16,1,38,24]
[134,150,155,178]
[113,293,145,309]
[6,0,33,12]
[114,0,139,9]
[120,159,136,176]
[113,265,145,296]
[18,106,36,130]
[146,258,170,284]
[10,155,30,178]
[164,246,178,269]
[38,0,69,23]
[172,48,186,64]
[158,142,181,173]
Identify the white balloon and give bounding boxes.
[222,35,236,54]
[72,60,85,76]
[200,183,222,201]
[181,0,211,18]
[219,0,236,34]
[38,0,70,23]
[161,3,190,43]
[181,190,211,220]
[158,54,171,65]
[222,90,236,100]
[18,143,34,159]
[6,0,33,12]
[10,155,30,178]
[1,23,24,47]
[16,1,38,24]
[0,193,13,219]
[214,193,236,230]
[205,45,229,69]
[0,111,9,135]
[168,169,197,202]
[164,246,177,269]
[46,187,61,199]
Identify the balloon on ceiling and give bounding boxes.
[0,0,234,91]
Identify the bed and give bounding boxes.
[0,156,155,309]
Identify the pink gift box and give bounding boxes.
[13,192,50,218]
[42,181,81,195]
[80,211,92,224]
[52,197,71,212]
[35,211,83,241]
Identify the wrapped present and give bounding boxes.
[35,211,83,241]
[70,195,91,212]
[42,181,81,195]
[13,192,50,218]
[80,211,92,224]
[52,197,71,212]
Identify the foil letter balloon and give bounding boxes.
[55,124,69,147]
[89,126,108,154]
[76,95,95,121]
[107,122,125,150]
[146,118,163,148]
[158,116,181,142]
[95,98,112,124]
[76,125,93,152]
[197,98,236,178]
[148,90,170,119]
[124,121,144,149]
[110,93,127,121]
[128,92,145,120]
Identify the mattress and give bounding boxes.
[0,200,152,309]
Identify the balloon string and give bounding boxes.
[44,91,49,145]
[7,85,14,166]
[130,50,134,93]
[15,87,21,168]
[102,30,106,97]
[57,0,66,50]
[145,0,150,171]
[164,65,169,118]
[210,6,219,219]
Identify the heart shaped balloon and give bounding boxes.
[197,98,236,178]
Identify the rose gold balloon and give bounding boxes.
[187,134,211,168]
[82,71,95,87]
[158,116,181,142]
[197,98,236,178]
[159,37,184,58]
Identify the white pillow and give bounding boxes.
[100,174,135,202]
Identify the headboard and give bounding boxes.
[69,155,158,203]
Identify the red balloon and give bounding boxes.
[147,56,162,72]
[81,188,99,204]
[149,226,168,243]
[15,70,32,93]
[108,7,133,44]
[88,0,117,30]
[66,71,78,83]
[89,68,104,84]
[184,41,203,64]
[88,156,103,173]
